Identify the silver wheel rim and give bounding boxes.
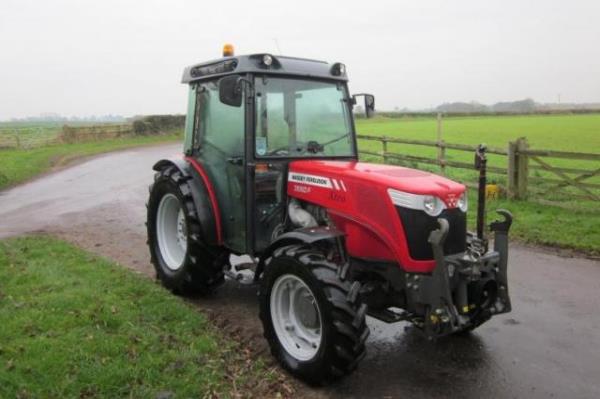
[156,193,187,270]
[270,274,322,361]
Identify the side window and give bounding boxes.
[256,90,288,154]
[194,80,245,156]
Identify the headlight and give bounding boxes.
[388,189,447,216]
[457,192,468,212]
[423,195,444,216]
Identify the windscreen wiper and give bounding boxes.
[306,133,350,153]
[321,133,350,147]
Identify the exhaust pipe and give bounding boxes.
[474,144,488,244]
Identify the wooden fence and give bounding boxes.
[522,147,600,202]
[0,124,134,149]
[60,124,133,144]
[357,134,600,202]
[1,117,184,150]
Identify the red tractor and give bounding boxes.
[147,45,513,384]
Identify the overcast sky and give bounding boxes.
[1,0,599,119]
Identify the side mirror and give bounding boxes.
[219,75,243,107]
[352,93,376,118]
[364,94,375,118]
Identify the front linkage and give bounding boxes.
[405,145,513,338]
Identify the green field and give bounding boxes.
[356,114,600,182]
[0,123,61,149]
[356,113,600,150]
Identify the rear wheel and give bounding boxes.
[259,244,369,385]
[147,165,225,295]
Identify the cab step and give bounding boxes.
[367,308,409,323]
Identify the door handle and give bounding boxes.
[227,157,244,166]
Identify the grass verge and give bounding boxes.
[0,236,284,398]
[0,133,181,191]
[467,194,599,256]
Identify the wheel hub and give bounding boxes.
[176,210,187,250]
[297,293,319,328]
[156,193,187,271]
[270,274,322,361]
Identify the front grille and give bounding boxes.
[396,207,466,260]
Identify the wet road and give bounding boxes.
[1,144,599,398]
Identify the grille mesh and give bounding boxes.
[396,207,467,260]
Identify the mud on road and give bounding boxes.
[1,144,599,398]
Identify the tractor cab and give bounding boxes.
[180,47,374,255]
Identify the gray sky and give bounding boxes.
[1,0,599,119]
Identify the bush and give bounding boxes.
[60,125,78,143]
[132,120,149,135]
[132,115,185,136]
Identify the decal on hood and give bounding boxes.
[288,172,347,191]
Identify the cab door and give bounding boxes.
[191,79,246,252]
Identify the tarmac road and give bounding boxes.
[1,144,599,398]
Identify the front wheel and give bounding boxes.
[259,244,370,385]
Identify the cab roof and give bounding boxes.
[181,54,348,84]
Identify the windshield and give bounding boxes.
[254,76,354,158]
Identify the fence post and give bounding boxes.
[14,129,21,149]
[507,141,517,198]
[507,137,529,199]
[516,137,529,198]
[382,137,388,164]
[436,113,445,174]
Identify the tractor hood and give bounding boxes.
[288,160,465,207]
[287,160,467,273]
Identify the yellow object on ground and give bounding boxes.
[486,184,500,200]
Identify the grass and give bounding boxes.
[0,236,281,398]
[0,133,181,190]
[356,114,600,255]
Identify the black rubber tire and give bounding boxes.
[259,244,370,385]
[147,165,225,295]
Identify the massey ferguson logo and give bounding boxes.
[446,193,458,208]
[288,172,333,189]
[291,174,329,186]
[288,172,347,192]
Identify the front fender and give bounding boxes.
[254,226,345,281]
[153,158,221,246]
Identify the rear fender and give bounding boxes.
[254,226,345,282]
[153,158,220,246]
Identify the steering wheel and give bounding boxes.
[266,142,308,156]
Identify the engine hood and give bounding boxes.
[287,159,467,273]
[289,160,465,206]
